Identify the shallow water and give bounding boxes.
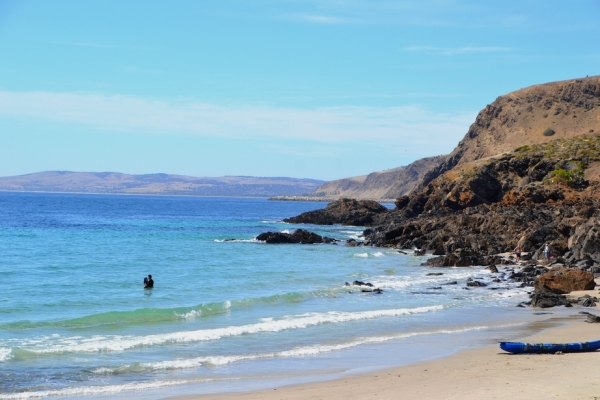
[0,193,535,399]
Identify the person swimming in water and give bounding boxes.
[144,274,154,289]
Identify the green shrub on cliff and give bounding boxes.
[548,161,586,187]
[513,135,600,161]
[550,168,583,186]
[549,169,579,185]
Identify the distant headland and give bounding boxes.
[0,171,325,198]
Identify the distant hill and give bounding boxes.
[0,171,325,197]
[309,155,446,200]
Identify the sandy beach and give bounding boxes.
[169,309,600,400]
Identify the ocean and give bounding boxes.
[0,192,539,399]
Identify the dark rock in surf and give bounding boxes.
[466,280,487,287]
[346,239,363,247]
[352,280,374,287]
[486,265,499,273]
[256,229,336,244]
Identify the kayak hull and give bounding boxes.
[500,340,600,354]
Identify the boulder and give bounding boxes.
[530,289,569,308]
[535,267,595,294]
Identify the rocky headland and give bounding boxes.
[306,155,447,200]
[284,76,600,307]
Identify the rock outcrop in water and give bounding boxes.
[256,229,337,244]
[283,198,389,226]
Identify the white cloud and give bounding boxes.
[0,90,474,150]
[403,45,512,55]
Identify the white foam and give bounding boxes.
[213,238,259,243]
[0,348,11,362]
[0,378,192,400]
[7,306,443,355]
[280,229,290,234]
[354,253,369,258]
[176,310,202,320]
[89,322,525,375]
[372,251,385,257]
[341,230,362,240]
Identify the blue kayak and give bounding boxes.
[500,340,600,354]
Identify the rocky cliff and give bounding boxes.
[287,76,600,269]
[419,76,600,188]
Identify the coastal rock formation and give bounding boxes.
[285,76,600,268]
[256,229,336,244]
[534,267,595,294]
[283,198,389,226]
[568,217,600,263]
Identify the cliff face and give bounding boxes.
[419,76,600,188]
[287,76,600,269]
[313,155,445,200]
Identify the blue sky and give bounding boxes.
[0,0,599,180]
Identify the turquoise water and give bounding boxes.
[0,193,534,399]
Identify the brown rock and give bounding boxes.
[535,267,596,294]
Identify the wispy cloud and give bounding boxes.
[403,45,513,55]
[0,91,474,151]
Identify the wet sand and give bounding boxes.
[168,311,600,400]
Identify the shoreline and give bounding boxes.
[166,310,600,400]
[268,195,397,203]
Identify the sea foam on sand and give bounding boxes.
[169,314,600,400]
